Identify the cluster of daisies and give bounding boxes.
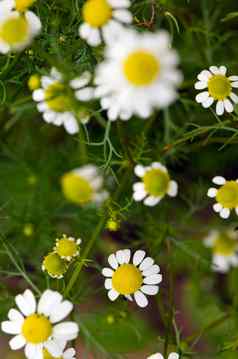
[42,234,82,279]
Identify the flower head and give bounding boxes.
[207,176,238,219]
[54,234,82,262]
[42,252,69,279]
[204,229,238,273]
[133,162,178,206]
[79,0,132,46]
[195,66,238,115]
[147,353,179,359]
[1,289,79,359]
[43,347,76,359]
[102,249,162,308]
[0,1,41,53]
[61,164,108,206]
[32,69,94,135]
[95,28,182,120]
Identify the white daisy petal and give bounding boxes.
[104,278,112,289]
[116,250,125,264]
[224,98,234,113]
[210,66,219,74]
[38,290,62,317]
[168,353,180,359]
[212,176,226,185]
[202,96,214,108]
[220,208,230,219]
[134,165,146,177]
[167,180,178,197]
[143,264,160,276]
[194,81,207,90]
[1,321,22,335]
[44,339,65,358]
[102,268,114,277]
[8,309,24,323]
[207,187,217,198]
[133,250,146,266]
[219,66,227,75]
[53,322,79,341]
[108,289,120,301]
[213,203,222,213]
[231,81,238,88]
[113,9,132,23]
[144,196,161,206]
[143,274,163,285]
[197,70,211,82]
[141,285,159,295]
[195,91,209,103]
[230,92,238,104]
[108,253,118,269]
[133,189,147,201]
[33,89,45,102]
[9,335,26,350]
[229,76,238,81]
[216,100,224,116]
[123,249,131,263]
[49,300,73,323]
[147,354,164,359]
[134,291,148,308]
[235,207,238,216]
[139,257,154,271]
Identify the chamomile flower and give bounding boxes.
[133,163,178,207]
[204,229,238,273]
[43,347,76,359]
[207,176,238,219]
[102,249,162,308]
[61,164,109,206]
[42,252,69,279]
[32,69,94,135]
[147,353,179,359]
[54,234,82,262]
[1,289,79,359]
[79,0,132,47]
[95,28,182,120]
[0,1,41,53]
[195,66,238,115]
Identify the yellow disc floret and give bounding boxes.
[42,252,68,278]
[45,82,71,113]
[0,16,29,45]
[143,168,170,197]
[123,50,160,86]
[56,236,79,260]
[83,0,112,27]
[28,74,41,91]
[216,181,238,209]
[112,264,143,295]
[214,233,238,256]
[61,172,94,205]
[22,314,52,344]
[16,0,35,12]
[208,75,231,101]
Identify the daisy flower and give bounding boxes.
[147,353,179,359]
[95,28,182,120]
[0,0,41,53]
[1,289,79,359]
[42,252,69,279]
[32,69,94,135]
[61,164,109,206]
[79,0,132,47]
[102,249,162,308]
[43,347,76,359]
[195,66,238,116]
[54,234,82,262]
[204,229,238,273]
[207,176,238,219]
[133,162,178,207]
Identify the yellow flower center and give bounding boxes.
[208,75,231,100]
[56,238,78,258]
[112,264,143,295]
[123,50,160,86]
[22,314,52,344]
[61,172,94,205]
[43,252,68,278]
[143,168,170,197]
[43,349,62,359]
[216,181,238,209]
[16,0,35,12]
[45,82,71,113]
[83,0,112,27]
[0,16,29,45]
[214,233,238,256]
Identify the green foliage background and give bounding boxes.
[1,0,238,358]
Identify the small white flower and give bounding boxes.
[95,28,182,120]
[204,229,238,273]
[207,176,238,219]
[0,1,41,53]
[79,0,132,47]
[43,346,76,359]
[102,249,162,308]
[32,69,94,135]
[147,353,179,359]
[54,234,82,262]
[61,164,109,206]
[133,162,178,207]
[1,289,79,359]
[195,66,238,116]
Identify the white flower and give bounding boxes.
[61,164,109,206]
[32,69,94,135]
[43,347,76,359]
[204,229,238,273]
[133,162,178,206]
[1,289,79,359]
[79,0,132,47]
[207,176,238,219]
[95,28,182,120]
[147,353,179,359]
[0,1,41,53]
[195,66,238,116]
[102,249,162,308]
